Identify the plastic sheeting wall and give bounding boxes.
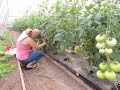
[0,0,9,35]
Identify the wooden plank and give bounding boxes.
[17,61,26,90]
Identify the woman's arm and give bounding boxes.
[26,37,46,49]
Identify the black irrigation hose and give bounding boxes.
[48,54,102,90]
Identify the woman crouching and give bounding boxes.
[16,28,46,69]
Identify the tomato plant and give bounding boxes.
[95,0,120,89]
[13,0,120,67]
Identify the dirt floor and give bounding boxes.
[0,58,22,90]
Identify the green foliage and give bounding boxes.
[13,15,37,32]
[0,29,13,47]
[0,63,15,78]
[13,0,120,66]
[0,29,14,62]
[0,55,14,63]
[0,29,15,78]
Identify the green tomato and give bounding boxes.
[99,49,105,54]
[104,48,113,55]
[100,34,106,42]
[74,46,80,54]
[109,3,115,7]
[108,61,113,67]
[99,62,108,70]
[106,38,117,47]
[96,43,105,49]
[95,34,101,42]
[95,34,106,42]
[87,15,93,20]
[101,1,108,6]
[109,61,120,72]
[96,70,105,80]
[100,6,105,10]
[74,46,80,51]
[74,49,79,54]
[104,70,116,80]
[112,61,119,64]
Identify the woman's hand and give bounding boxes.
[44,35,48,40]
[42,42,46,46]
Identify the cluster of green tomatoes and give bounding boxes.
[96,33,117,55]
[95,33,120,80]
[100,0,115,10]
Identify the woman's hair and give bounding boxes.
[25,28,45,38]
[32,29,44,38]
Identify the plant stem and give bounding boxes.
[106,55,111,62]
[114,79,118,90]
[106,1,111,36]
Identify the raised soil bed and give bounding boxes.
[48,52,120,90]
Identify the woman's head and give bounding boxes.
[28,29,44,39]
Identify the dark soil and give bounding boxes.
[49,53,119,90]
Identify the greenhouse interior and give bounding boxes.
[0,0,120,90]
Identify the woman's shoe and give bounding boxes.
[25,63,37,70]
